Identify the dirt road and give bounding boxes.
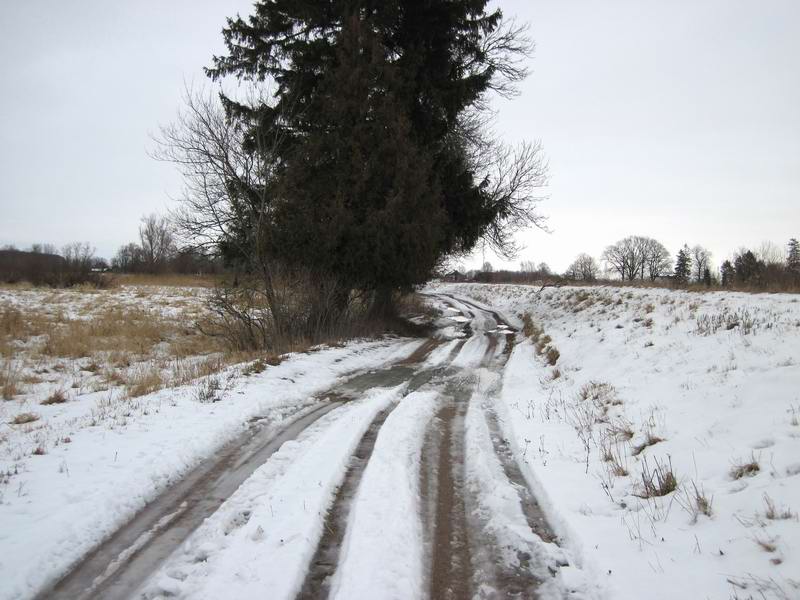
[36,294,566,600]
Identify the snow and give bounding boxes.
[0,336,421,600]
[463,370,587,599]
[141,385,408,600]
[429,282,800,600]
[329,389,439,600]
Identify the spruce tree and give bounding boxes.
[206,1,542,302]
[788,238,800,274]
[674,246,691,285]
[720,260,735,287]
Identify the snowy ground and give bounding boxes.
[430,282,800,600]
[0,284,421,600]
[4,282,798,600]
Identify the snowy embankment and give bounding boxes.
[430,282,800,600]
[0,338,420,600]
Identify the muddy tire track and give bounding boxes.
[424,388,473,600]
[39,401,343,600]
[296,404,396,600]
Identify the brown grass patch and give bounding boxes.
[41,388,68,405]
[10,412,39,425]
[632,431,665,456]
[635,456,678,498]
[731,456,760,480]
[763,494,797,520]
[117,273,220,288]
[125,365,164,398]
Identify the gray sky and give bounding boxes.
[1,1,798,272]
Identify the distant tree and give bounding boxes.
[643,238,672,281]
[720,260,735,287]
[603,235,670,281]
[734,250,764,285]
[602,238,636,280]
[537,262,551,275]
[756,241,785,266]
[566,253,598,281]
[112,242,144,273]
[690,245,712,283]
[482,261,494,273]
[139,214,175,273]
[674,245,692,285]
[703,267,712,287]
[520,260,536,273]
[787,238,800,275]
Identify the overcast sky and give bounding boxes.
[1,1,798,272]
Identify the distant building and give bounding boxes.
[443,270,465,282]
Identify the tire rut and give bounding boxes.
[295,403,396,600]
[296,356,460,599]
[38,339,441,600]
[39,401,343,600]
[484,407,559,546]
[424,380,474,600]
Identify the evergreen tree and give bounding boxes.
[788,238,800,274]
[206,1,543,303]
[734,250,763,285]
[720,260,735,287]
[703,266,712,287]
[674,245,692,285]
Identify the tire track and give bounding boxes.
[39,401,342,600]
[296,403,397,600]
[38,340,441,600]
[297,358,460,599]
[423,378,474,600]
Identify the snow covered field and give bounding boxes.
[430,282,800,600]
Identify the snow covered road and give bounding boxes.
[15,294,586,600]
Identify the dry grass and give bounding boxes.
[521,313,561,366]
[41,388,68,405]
[10,412,39,425]
[607,418,635,441]
[544,346,560,366]
[125,364,164,398]
[731,456,761,480]
[116,273,221,288]
[600,443,629,477]
[634,456,678,498]
[632,431,665,456]
[1,361,22,399]
[677,480,714,522]
[754,536,777,553]
[763,494,797,521]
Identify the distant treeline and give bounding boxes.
[0,243,106,287]
[450,237,800,293]
[1,215,224,287]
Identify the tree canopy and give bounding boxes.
[206,0,545,297]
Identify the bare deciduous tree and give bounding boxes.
[603,236,672,281]
[139,214,176,273]
[691,245,712,283]
[565,253,599,281]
